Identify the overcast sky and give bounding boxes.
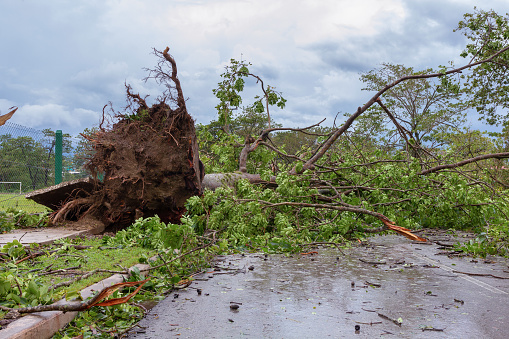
[1,0,509,136]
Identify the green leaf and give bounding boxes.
[27,280,39,297]
[239,66,249,74]
[295,162,303,173]
[233,78,245,92]
[7,293,21,304]
[170,275,181,284]
[65,290,83,301]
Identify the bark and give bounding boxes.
[419,152,509,175]
[202,173,267,190]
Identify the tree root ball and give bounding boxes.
[55,101,203,229]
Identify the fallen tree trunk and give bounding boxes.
[202,172,268,190]
[34,44,509,241]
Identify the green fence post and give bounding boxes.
[55,130,63,185]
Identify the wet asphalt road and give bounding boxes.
[127,233,509,338]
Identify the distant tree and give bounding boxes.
[0,129,78,191]
[0,135,53,190]
[71,127,97,173]
[271,126,333,156]
[230,105,282,140]
[355,63,468,153]
[455,8,509,126]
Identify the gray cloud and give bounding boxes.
[1,0,508,135]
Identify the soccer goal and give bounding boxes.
[0,182,22,195]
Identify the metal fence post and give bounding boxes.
[55,130,63,185]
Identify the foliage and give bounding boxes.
[271,126,333,156]
[101,215,196,251]
[434,128,498,156]
[189,156,509,241]
[0,127,81,194]
[48,218,219,338]
[198,58,288,175]
[0,241,54,310]
[455,8,509,126]
[357,63,468,150]
[212,58,286,133]
[197,123,277,174]
[0,261,54,309]
[52,300,145,338]
[0,209,49,233]
[0,235,162,333]
[71,127,98,173]
[186,180,328,249]
[0,134,55,191]
[455,226,509,257]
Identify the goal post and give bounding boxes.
[0,182,22,195]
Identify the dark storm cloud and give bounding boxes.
[1,0,509,134]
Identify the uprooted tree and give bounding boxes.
[47,9,509,244]
[7,8,509,325]
[52,48,204,227]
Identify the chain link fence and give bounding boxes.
[0,122,88,212]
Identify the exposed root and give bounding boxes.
[50,47,203,229]
[52,198,93,225]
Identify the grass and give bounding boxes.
[0,236,158,319]
[33,237,157,293]
[0,193,49,213]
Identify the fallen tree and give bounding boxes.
[36,10,509,241]
[41,44,508,238]
[8,10,509,336]
[50,48,204,228]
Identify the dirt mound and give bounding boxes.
[52,48,203,229]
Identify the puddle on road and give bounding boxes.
[128,236,509,339]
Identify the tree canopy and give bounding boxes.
[356,63,468,152]
[456,8,509,126]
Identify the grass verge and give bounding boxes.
[0,236,157,322]
[1,217,220,338]
[0,193,49,213]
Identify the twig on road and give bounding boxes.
[452,270,509,279]
[377,312,402,327]
[359,258,386,265]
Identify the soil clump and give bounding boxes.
[49,48,203,230]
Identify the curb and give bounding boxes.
[0,262,152,339]
[0,225,106,247]
[0,224,140,339]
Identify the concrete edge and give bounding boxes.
[42,224,106,245]
[0,224,106,248]
[0,251,151,339]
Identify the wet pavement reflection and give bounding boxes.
[128,234,509,338]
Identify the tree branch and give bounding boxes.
[238,120,326,173]
[419,152,509,175]
[294,44,509,174]
[162,47,186,110]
